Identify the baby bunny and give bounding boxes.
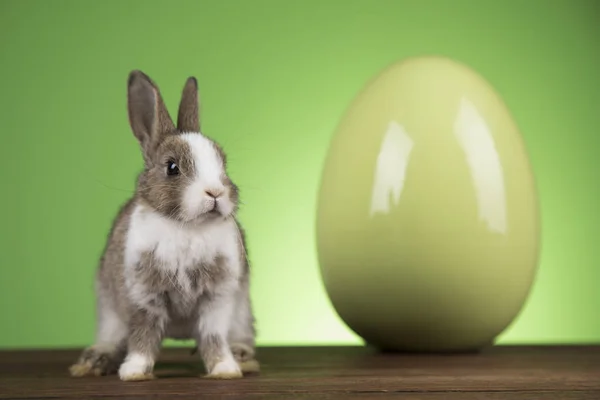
[69,70,258,381]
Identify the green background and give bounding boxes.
[1,0,599,349]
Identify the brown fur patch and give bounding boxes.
[69,345,126,377]
[200,334,226,373]
[134,251,232,298]
[127,307,165,359]
[177,77,200,132]
[136,136,195,221]
[186,268,200,292]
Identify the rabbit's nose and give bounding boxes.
[205,188,224,199]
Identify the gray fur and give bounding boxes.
[69,71,257,381]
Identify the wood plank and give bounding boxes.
[0,346,598,399]
[4,392,598,400]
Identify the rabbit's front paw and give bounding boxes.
[118,353,155,381]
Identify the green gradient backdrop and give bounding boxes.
[1,0,599,349]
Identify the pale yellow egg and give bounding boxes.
[316,56,540,352]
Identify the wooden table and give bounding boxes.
[1,346,599,399]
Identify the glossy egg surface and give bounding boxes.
[316,56,540,352]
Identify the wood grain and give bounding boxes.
[0,345,598,399]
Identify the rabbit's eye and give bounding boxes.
[166,161,179,176]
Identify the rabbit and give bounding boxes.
[68,70,258,381]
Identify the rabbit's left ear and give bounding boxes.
[177,77,200,133]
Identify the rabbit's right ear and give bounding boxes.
[127,70,175,163]
[177,77,200,133]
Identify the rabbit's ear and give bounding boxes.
[127,70,175,161]
[177,76,200,133]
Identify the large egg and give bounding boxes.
[316,56,540,352]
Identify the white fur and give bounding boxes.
[228,287,255,345]
[124,203,242,309]
[119,352,153,379]
[211,358,241,376]
[95,296,127,346]
[197,285,236,336]
[180,132,233,220]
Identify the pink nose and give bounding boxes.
[205,188,224,198]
